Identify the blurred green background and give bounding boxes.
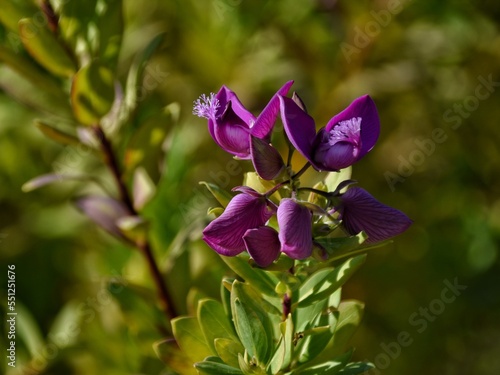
[1,0,499,374]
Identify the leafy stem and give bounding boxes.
[92,124,178,323]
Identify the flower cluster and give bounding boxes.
[194,81,412,267]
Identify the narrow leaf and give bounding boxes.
[125,32,166,112]
[71,62,115,125]
[338,362,375,374]
[221,255,279,297]
[35,120,80,146]
[200,181,233,208]
[195,360,244,375]
[19,18,76,77]
[297,255,366,307]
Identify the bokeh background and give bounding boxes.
[1,0,500,374]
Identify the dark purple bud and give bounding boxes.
[243,226,281,267]
[250,136,285,180]
[203,191,274,256]
[277,198,313,260]
[339,187,412,243]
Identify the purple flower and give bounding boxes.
[277,198,313,259]
[194,81,294,159]
[202,188,274,257]
[279,94,380,171]
[337,187,412,243]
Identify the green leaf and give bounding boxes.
[338,362,375,374]
[330,301,365,356]
[195,360,244,375]
[231,281,277,365]
[171,317,213,363]
[124,32,166,113]
[232,298,268,364]
[215,338,245,369]
[221,255,279,296]
[297,309,339,364]
[18,18,76,77]
[200,181,233,207]
[296,255,366,308]
[291,350,353,375]
[324,166,352,192]
[198,299,238,354]
[34,120,80,146]
[267,314,294,373]
[316,232,369,262]
[71,61,115,125]
[153,338,198,375]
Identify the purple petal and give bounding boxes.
[339,187,412,243]
[243,227,281,267]
[325,95,380,160]
[252,80,294,139]
[279,95,319,168]
[203,193,274,256]
[313,128,359,171]
[277,198,313,259]
[250,136,285,180]
[213,101,252,158]
[216,86,256,125]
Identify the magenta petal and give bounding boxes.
[244,227,281,267]
[203,193,274,256]
[277,198,313,259]
[250,136,285,180]
[252,80,294,139]
[326,95,380,160]
[279,95,319,168]
[340,187,412,243]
